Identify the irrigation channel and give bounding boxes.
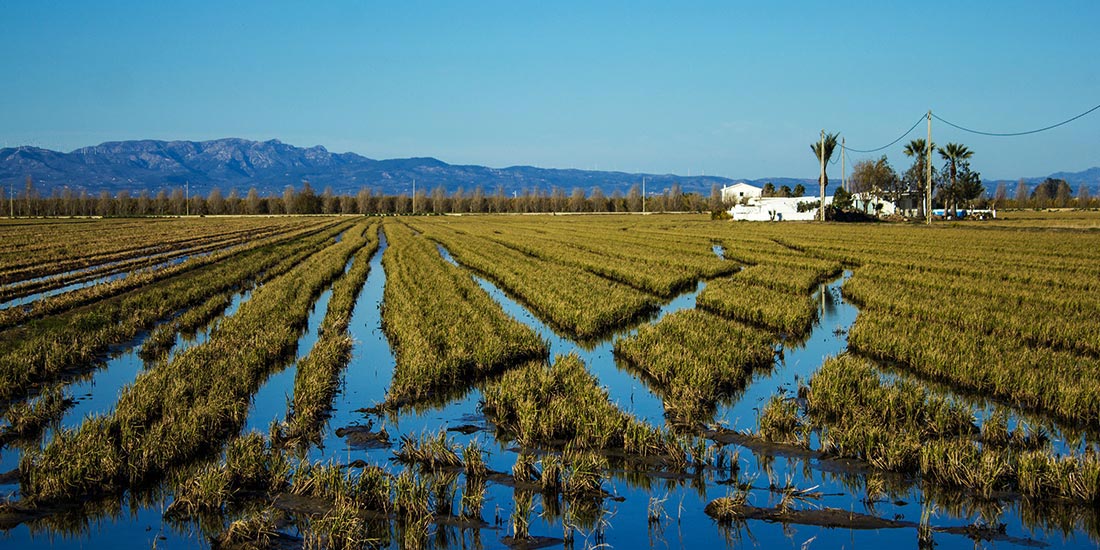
[0,230,1097,549]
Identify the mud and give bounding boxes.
[707,501,909,529]
[334,425,391,450]
[705,501,1048,546]
[447,424,486,435]
[0,468,18,485]
[706,428,875,476]
[501,535,564,549]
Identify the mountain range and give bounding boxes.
[1,138,1095,198]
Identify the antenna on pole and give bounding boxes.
[926,111,933,225]
[819,130,826,222]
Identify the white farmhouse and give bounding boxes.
[720,182,762,203]
[728,196,832,221]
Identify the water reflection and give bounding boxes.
[715,273,857,432]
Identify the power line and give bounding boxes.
[841,114,926,153]
[932,102,1100,136]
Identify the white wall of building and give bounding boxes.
[728,196,832,221]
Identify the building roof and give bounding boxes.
[722,182,760,191]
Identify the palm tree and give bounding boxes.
[938,143,973,216]
[810,132,839,194]
[903,138,934,217]
[903,138,934,163]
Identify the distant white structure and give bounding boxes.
[728,196,832,221]
[721,182,762,203]
[850,193,898,216]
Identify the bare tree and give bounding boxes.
[470,186,486,213]
[1013,179,1029,207]
[356,187,372,214]
[207,187,225,215]
[590,187,607,212]
[627,184,642,212]
[569,187,586,212]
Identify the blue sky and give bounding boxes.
[2,1,1097,180]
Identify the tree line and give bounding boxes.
[811,134,1098,215]
[4,178,739,217]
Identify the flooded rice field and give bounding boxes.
[1,222,1098,550]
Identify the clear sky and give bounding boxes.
[2,1,1097,180]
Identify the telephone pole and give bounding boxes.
[642,176,647,214]
[412,179,416,214]
[926,111,933,225]
[819,130,826,222]
[185,181,190,216]
[841,137,846,192]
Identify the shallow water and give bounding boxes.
[242,286,334,435]
[0,287,257,493]
[434,242,701,425]
[3,234,1100,549]
[717,273,856,432]
[0,245,233,311]
[308,235,490,464]
[163,289,252,365]
[52,288,258,434]
[0,270,131,310]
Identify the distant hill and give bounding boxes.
[1,137,1094,197]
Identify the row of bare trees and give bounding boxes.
[990,177,1095,209]
[4,178,737,217]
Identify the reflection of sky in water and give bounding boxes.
[242,287,333,435]
[717,273,856,433]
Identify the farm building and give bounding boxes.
[727,196,832,221]
[850,193,898,216]
[720,182,762,203]
[850,191,923,217]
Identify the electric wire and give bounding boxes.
[840,114,926,153]
[835,100,1098,159]
[932,102,1100,136]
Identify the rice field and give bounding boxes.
[1,212,1099,549]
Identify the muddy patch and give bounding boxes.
[334,424,391,450]
[447,423,486,435]
[706,501,909,529]
[0,468,18,485]
[704,501,1047,546]
[501,535,565,549]
[707,428,874,475]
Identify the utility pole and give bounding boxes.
[9,181,13,218]
[412,179,416,214]
[819,130,826,222]
[642,176,647,214]
[841,137,846,192]
[185,181,190,216]
[926,110,932,225]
